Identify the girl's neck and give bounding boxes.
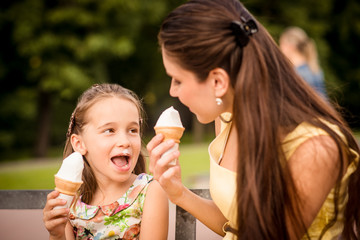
[289,51,306,67]
[91,174,137,206]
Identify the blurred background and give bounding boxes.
[0,0,359,190]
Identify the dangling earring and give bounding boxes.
[215,97,223,106]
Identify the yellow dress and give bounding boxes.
[208,115,359,240]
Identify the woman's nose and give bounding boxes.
[169,80,178,97]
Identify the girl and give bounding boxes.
[147,0,360,239]
[279,26,328,98]
[43,83,168,240]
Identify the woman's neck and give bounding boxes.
[219,122,238,172]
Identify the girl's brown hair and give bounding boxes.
[64,83,146,204]
[159,0,360,239]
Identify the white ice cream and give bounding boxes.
[155,106,183,127]
[155,106,184,165]
[55,152,84,182]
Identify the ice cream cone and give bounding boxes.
[54,175,83,196]
[154,126,185,143]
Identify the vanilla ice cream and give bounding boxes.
[54,152,84,209]
[154,106,185,164]
[55,151,84,182]
[155,106,184,128]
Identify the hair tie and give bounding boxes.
[230,17,258,47]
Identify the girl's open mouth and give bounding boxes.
[111,155,130,169]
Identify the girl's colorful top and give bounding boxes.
[69,173,153,240]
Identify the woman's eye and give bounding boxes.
[172,78,181,86]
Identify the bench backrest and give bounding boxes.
[0,189,211,240]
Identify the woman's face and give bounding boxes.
[78,97,141,186]
[162,49,223,124]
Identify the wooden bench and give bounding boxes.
[0,189,214,240]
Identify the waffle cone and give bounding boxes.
[154,126,185,143]
[54,175,83,196]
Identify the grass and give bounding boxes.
[1,130,357,190]
[0,143,211,190]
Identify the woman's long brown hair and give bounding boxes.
[63,83,146,205]
[158,0,360,239]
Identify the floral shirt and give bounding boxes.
[69,173,153,240]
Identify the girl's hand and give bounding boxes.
[43,190,69,239]
[147,134,185,204]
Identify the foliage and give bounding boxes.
[0,0,359,160]
[244,0,360,126]
[0,0,173,158]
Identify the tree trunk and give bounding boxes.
[34,90,52,158]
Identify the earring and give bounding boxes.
[215,97,223,106]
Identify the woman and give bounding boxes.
[147,0,360,239]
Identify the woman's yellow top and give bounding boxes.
[208,115,359,240]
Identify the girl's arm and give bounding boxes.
[147,134,227,236]
[64,222,75,240]
[140,180,169,240]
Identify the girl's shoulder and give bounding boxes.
[134,173,153,186]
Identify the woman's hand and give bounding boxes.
[147,134,185,204]
[43,191,69,240]
[148,133,228,236]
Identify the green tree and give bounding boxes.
[1,0,359,160]
[245,0,360,127]
[0,0,170,158]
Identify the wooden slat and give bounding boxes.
[0,190,51,209]
[0,189,211,239]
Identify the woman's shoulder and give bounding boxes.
[282,120,341,160]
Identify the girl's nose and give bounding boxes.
[116,134,130,148]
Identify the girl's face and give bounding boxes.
[79,97,141,185]
[162,49,222,124]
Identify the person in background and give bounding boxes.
[147,0,360,239]
[279,26,328,98]
[43,83,168,240]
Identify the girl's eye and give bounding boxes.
[104,129,115,134]
[130,128,139,134]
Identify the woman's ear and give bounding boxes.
[70,134,87,155]
[208,68,231,98]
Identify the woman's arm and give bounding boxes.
[287,135,341,239]
[140,180,169,240]
[172,186,227,236]
[147,134,227,236]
